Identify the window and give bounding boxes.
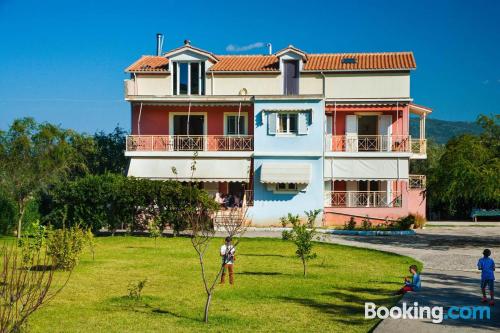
[173,62,205,95]
[277,113,298,134]
[225,115,246,135]
[276,183,298,192]
[341,57,357,64]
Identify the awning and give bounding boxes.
[260,163,311,184]
[127,158,251,182]
[324,158,408,180]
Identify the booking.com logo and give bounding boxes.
[365,302,491,323]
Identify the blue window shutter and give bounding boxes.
[268,112,277,135]
[298,112,308,135]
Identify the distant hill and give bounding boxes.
[410,118,483,144]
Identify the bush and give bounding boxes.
[282,230,293,240]
[128,279,147,300]
[413,214,427,229]
[361,216,372,230]
[18,220,47,266]
[47,226,90,270]
[396,214,416,230]
[344,217,356,230]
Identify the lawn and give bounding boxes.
[22,236,419,333]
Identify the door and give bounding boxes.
[284,60,299,95]
[357,116,378,151]
[345,115,358,152]
[173,115,204,150]
[378,115,392,151]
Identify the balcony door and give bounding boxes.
[357,116,378,151]
[173,115,205,150]
[284,60,299,95]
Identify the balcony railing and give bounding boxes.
[409,175,426,189]
[324,191,402,208]
[325,135,410,152]
[410,139,427,155]
[126,135,254,152]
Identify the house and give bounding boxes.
[124,36,430,226]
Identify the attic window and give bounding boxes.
[341,58,357,64]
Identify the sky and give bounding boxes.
[0,0,499,134]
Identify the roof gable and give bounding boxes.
[275,45,308,61]
[163,42,219,62]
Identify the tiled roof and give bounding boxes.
[126,51,416,73]
[126,56,169,72]
[208,55,279,72]
[304,52,416,71]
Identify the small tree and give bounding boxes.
[291,220,317,277]
[0,245,73,332]
[304,209,322,227]
[149,218,161,248]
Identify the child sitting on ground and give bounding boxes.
[396,264,421,295]
[478,248,495,306]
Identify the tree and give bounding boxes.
[0,118,87,238]
[86,127,129,175]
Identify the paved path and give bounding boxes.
[242,226,500,332]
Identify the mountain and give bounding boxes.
[410,118,483,144]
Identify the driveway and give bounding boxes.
[242,226,500,332]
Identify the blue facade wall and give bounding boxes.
[248,99,325,225]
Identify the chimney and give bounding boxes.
[266,43,272,55]
[156,33,164,56]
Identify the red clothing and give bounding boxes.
[397,285,414,295]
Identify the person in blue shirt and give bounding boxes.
[397,265,421,294]
[478,248,495,306]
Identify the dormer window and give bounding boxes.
[173,62,205,95]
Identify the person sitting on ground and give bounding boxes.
[220,237,236,285]
[478,248,495,306]
[396,265,421,295]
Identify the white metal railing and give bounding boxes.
[324,191,402,208]
[325,135,410,152]
[409,175,426,189]
[410,139,427,155]
[126,135,254,152]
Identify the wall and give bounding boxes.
[135,74,171,95]
[250,99,325,225]
[207,74,282,95]
[131,104,254,135]
[250,157,324,225]
[324,73,410,99]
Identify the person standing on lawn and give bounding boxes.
[220,237,236,285]
[478,248,495,306]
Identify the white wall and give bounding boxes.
[324,73,410,98]
[136,74,171,95]
[207,74,282,95]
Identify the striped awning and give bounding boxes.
[260,163,311,184]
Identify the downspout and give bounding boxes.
[133,73,138,95]
[137,102,143,135]
[211,72,214,95]
[237,102,242,135]
[187,101,191,135]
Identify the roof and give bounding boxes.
[126,47,416,73]
[409,102,433,115]
[126,56,169,73]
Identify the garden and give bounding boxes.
[22,236,418,333]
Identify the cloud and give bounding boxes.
[482,80,490,85]
[226,42,265,52]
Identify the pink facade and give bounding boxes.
[131,104,254,136]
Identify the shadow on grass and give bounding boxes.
[236,271,287,276]
[239,253,288,258]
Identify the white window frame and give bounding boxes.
[276,112,299,135]
[275,183,298,193]
[223,112,248,136]
[173,61,204,96]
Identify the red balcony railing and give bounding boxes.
[126,135,253,152]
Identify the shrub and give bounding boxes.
[128,279,147,300]
[413,214,427,229]
[304,209,322,228]
[396,214,416,230]
[47,226,89,270]
[344,217,356,230]
[281,230,293,240]
[18,220,47,266]
[361,216,372,230]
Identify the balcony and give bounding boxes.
[410,139,427,157]
[126,135,254,152]
[325,135,410,152]
[324,191,402,208]
[409,174,426,189]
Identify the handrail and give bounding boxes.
[324,191,402,208]
[409,174,426,189]
[325,135,410,152]
[126,135,254,152]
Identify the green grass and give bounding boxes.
[22,236,419,333]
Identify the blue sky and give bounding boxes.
[0,0,499,133]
